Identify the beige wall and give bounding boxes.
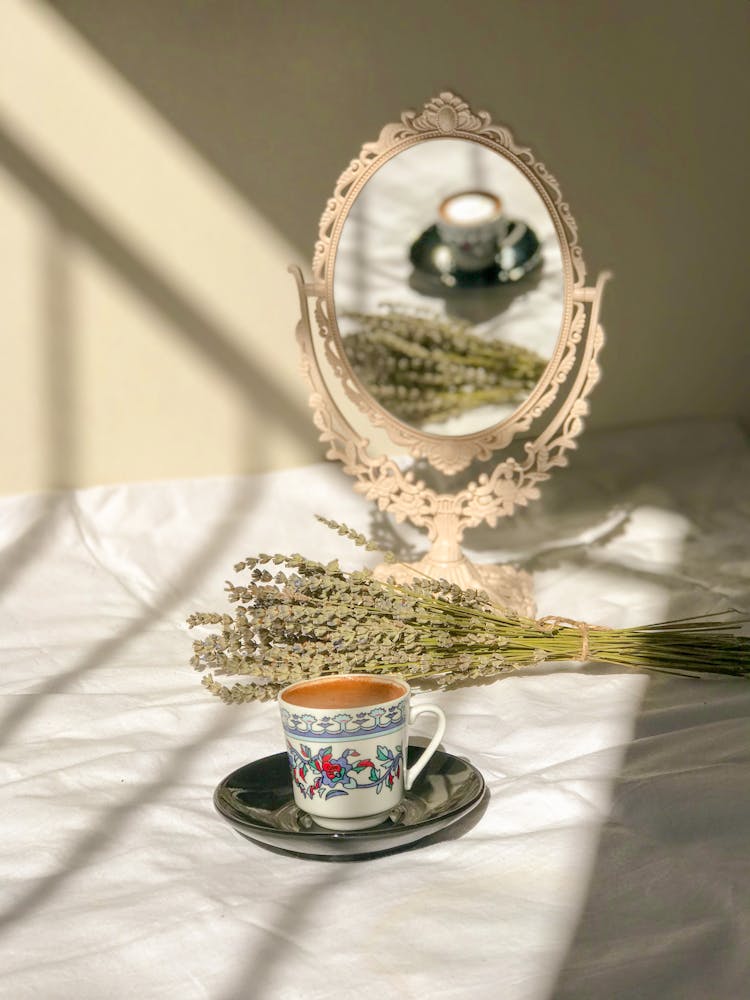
[0,0,322,494]
[2,0,748,495]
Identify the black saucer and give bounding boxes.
[410,218,541,290]
[214,747,485,860]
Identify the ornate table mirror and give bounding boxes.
[290,93,610,614]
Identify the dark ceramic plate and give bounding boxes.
[410,218,541,289]
[214,747,485,860]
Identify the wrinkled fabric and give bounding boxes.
[0,419,748,999]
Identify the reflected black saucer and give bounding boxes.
[214,747,485,860]
[410,219,540,290]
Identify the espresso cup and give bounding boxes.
[436,189,508,272]
[279,674,446,831]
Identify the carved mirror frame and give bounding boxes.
[314,91,586,475]
[290,93,610,613]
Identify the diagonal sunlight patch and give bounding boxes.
[0,0,319,493]
[519,501,693,997]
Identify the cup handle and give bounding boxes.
[405,704,447,791]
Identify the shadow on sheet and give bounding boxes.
[550,673,750,1000]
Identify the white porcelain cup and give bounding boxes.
[279,674,446,831]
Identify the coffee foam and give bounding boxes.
[281,675,406,710]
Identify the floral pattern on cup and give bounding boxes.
[286,741,402,801]
[281,703,406,738]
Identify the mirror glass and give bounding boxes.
[333,137,565,436]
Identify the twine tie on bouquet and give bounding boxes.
[537,616,609,663]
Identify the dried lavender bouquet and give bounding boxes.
[341,309,547,425]
[188,519,750,704]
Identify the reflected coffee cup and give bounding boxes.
[278,674,446,831]
[437,189,507,272]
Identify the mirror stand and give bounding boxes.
[290,266,610,616]
[370,528,536,617]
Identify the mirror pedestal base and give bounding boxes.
[372,554,536,618]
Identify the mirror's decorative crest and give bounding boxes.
[402,92,509,137]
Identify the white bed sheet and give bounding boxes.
[1,418,748,999]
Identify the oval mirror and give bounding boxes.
[292,93,609,612]
[311,93,586,475]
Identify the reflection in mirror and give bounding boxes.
[334,138,564,436]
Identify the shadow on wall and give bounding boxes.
[46,0,750,437]
[0,0,323,496]
[4,0,750,496]
[0,126,321,484]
